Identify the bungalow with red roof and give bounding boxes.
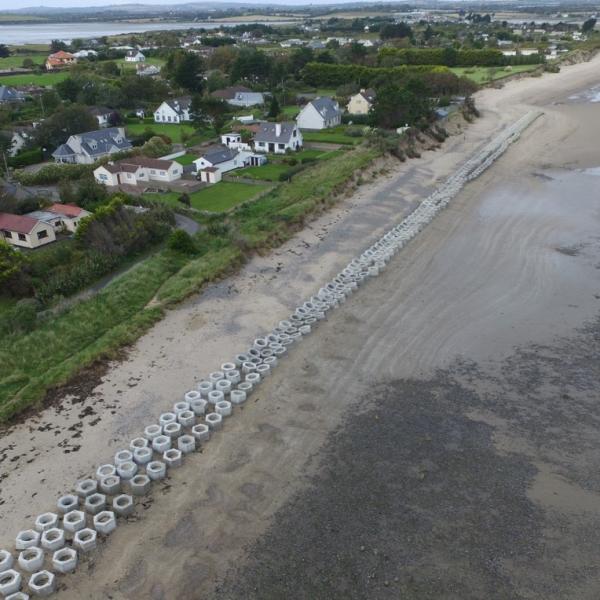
[0,212,56,249]
[46,50,77,71]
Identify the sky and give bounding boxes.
[2,0,362,7]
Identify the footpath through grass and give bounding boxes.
[0,146,377,422]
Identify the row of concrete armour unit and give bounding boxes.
[0,111,542,599]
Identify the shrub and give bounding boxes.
[167,230,196,254]
[8,148,43,169]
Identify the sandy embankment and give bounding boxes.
[1,55,599,598]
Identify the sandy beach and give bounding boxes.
[1,55,600,598]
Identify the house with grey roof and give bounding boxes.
[228,91,266,108]
[193,144,266,184]
[154,96,192,123]
[52,127,132,164]
[253,122,303,154]
[0,86,25,104]
[296,97,342,130]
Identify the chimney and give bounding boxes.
[275,123,281,137]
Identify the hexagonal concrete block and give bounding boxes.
[33,513,58,534]
[73,528,97,552]
[15,530,40,550]
[205,412,223,431]
[151,434,171,453]
[116,461,138,481]
[56,494,79,514]
[146,461,166,481]
[158,412,176,426]
[0,549,14,573]
[18,548,44,573]
[99,475,121,496]
[177,434,195,454]
[5,591,30,600]
[0,570,21,597]
[230,390,247,405]
[27,570,55,597]
[191,423,210,442]
[189,398,207,416]
[40,528,64,552]
[93,511,117,535]
[128,474,151,496]
[62,510,86,533]
[95,464,116,481]
[173,401,189,414]
[163,422,182,439]
[114,449,133,466]
[75,479,97,499]
[133,447,153,465]
[143,424,162,441]
[52,547,77,574]
[129,437,148,451]
[163,449,183,468]
[84,493,106,515]
[215,400,232,417]
[177,410,195,428]
[113,494,134,517]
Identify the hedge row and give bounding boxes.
[8,148,43,169]
[301,62,449,87]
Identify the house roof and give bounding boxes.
[230,92,265,105]
[52,143,76,157]
[53,128,131,160]
[0,86,24,103]
[307,97,340,120]
[48,203,87,218]
[0,212,40,234]
[160,96,192,115]
[126,50,144,57]
[359,88,376,102]
[89,106,113,117]
[211,85,251,100]
[48,50,75,60]
[25,210,62,224]
[254,122,297,144]
[199,145,239,165]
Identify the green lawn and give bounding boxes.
[451,64,539,84]
[234,163,291,182]
[0,71,68,86]
[281,105,300,118]
[125,120,197,143]
[149,181,271,212]
[115,57,165,71]
[302,127,362,145]
[174,154,197,166]
[0,53,46,69]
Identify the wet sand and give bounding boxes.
[1,56,600,599]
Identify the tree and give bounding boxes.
[231,48,272,83]
[22,58,35,69]
[55,77,83,102]
[178,193,191,207]
[168,230,196,254]
[582,18,597,33]
[141,136,171,158]
[34,104,98,150]
[40,90,60,115]
[0,44,10,58]
[267,95,280,119]
[380,22,413,40]
[165,51,205,93]
[0,240,27,287]
[370,78,432,129]
[190,95,228,134]
[50,40,68,53]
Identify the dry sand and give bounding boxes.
[1,55,600,599]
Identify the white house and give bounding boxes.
[136,64,161,77]
[52,128,132,164]
[220,132,253,151]
[9,127,33,157]
[253,122,303,154]
[125,50,146,63]
[296,97,342,130]
[73,49,98,59]
[46,203,91,232]
[193,145,263,173]
[0,212,56,249]
[94,157,183,187]
[347,88,376,115]
[154,96,192,123]
[89,106,114,128]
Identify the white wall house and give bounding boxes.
[125,50,146,62]
[228,92,265,107]
[220,132,253,151]
[89,107,114,128]
[0,213,56,249]
[193,145,266,184]
[45,203,91,232]
[9,128,33,157]
[296,97,342,130]
[154,96,192,123]
[94,157,183,187]
[347,89,376,115]
[253,122,303,154]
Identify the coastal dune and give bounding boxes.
[1,55,600,598]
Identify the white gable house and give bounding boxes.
[154,97,192,123]
[52,127,132,164]
[125,50,146,62]
[94,157,183,187]
[296,97,342,130]
[253,122,303,154]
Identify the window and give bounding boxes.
[3,230,11,239]
[167,116,172,122]
[278,143,285,150]
[18,233,26,241]
[160,171,166,176]
[99,174,107,180]
[37,230,48,240]
[127,173,133,179]
[150,169,156,175]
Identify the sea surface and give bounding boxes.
[0,20,295,45]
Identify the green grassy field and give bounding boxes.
[149,181,271,212]
[234,163,290,181]
[281,105,300,118]
[302,128,362,145]
[0,53,46,69]
[451,64,539,84]
[0,71,68,86]
[174,154,197,166]
[125,120,197,143]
